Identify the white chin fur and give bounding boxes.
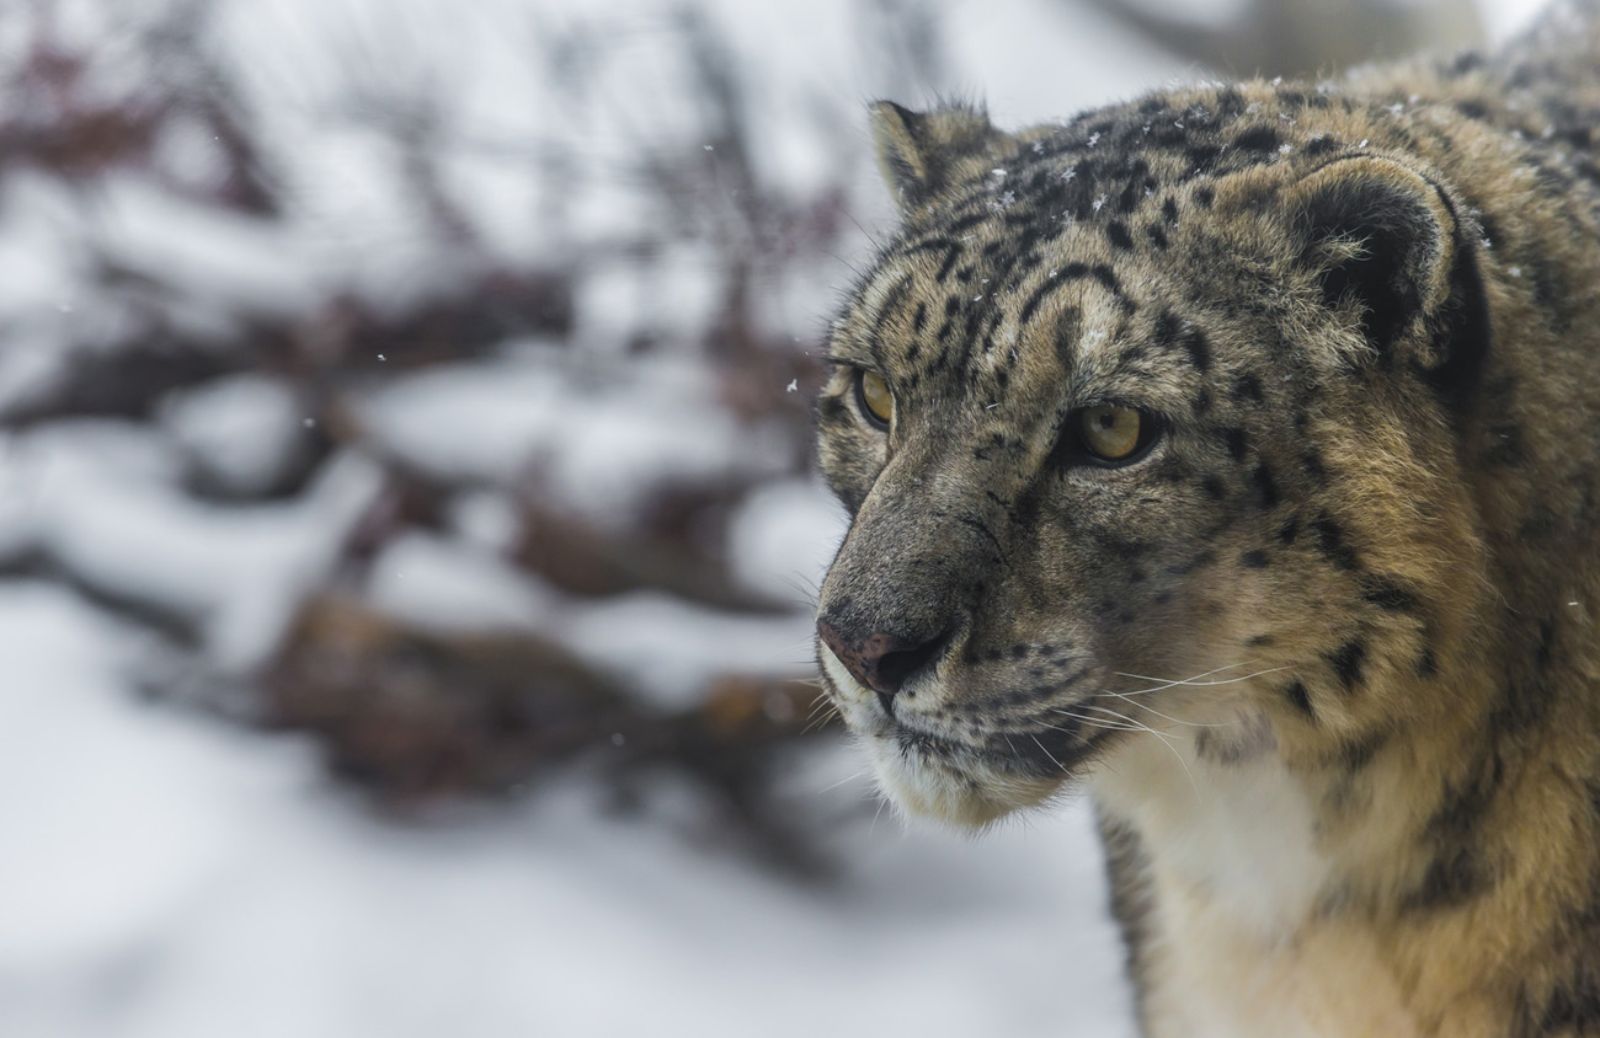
[862,724,1062,828]
[819,641,1062,826]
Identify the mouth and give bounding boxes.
[882,714,1107,778]
[819,643,1117,825]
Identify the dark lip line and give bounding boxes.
[879,715,1114,777]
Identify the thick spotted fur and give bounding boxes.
[813,3,1600,1035]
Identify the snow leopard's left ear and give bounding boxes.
[870,101,1006,217]
[1286,153,1490,399]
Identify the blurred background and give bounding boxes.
[0,0,1545,1035]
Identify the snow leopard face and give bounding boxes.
[814,95,1491,825]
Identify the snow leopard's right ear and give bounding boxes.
[1285,153,1489,400]
[870,101,1003,216]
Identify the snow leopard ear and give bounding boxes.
[1287,154,1489,398]
[870,101,1004,216]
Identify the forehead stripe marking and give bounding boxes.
[861,274,914,365]
[1017,262,1127,331]
[899,237,964,283]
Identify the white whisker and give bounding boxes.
[1094,691,1235,729]
[1108,665,1290,697]
[1074,703,1200,797]
[1110,661,1254,693]
[817,767,871,794]
[869,791,891,836]
[1047,707,1149,733]
[1031,734,1067,774]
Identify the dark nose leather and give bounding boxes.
[818,619,947,712]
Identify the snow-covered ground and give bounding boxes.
[0,582,1133,1038]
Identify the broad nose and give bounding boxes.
[817,619,949,712]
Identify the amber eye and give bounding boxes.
[1078,405,1146,462]
[855,369,894,429]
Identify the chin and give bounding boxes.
[864,733,1068,829]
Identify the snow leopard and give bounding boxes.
[813,3,1600,1034]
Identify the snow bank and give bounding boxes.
[356,344,790,519]
[0,584,1133,1038]
[0,426,383,669]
